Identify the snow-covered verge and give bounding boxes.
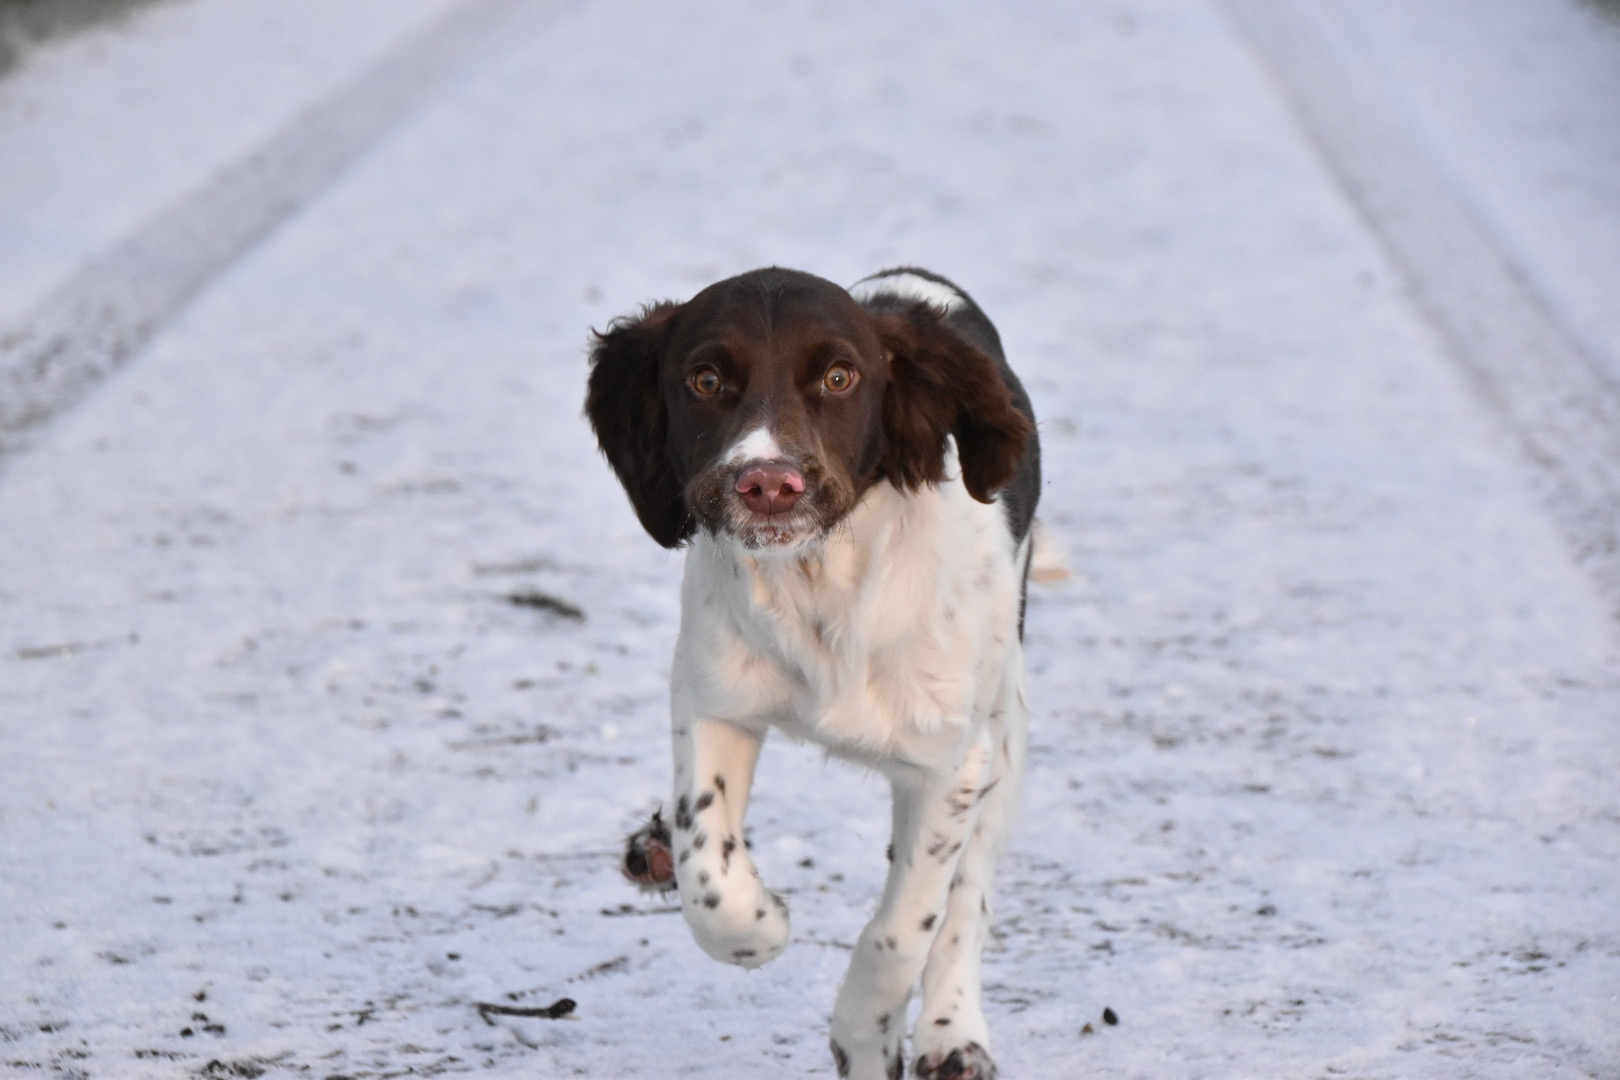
[0,0,461,327]
[2,1,1617,1078]
[0,0,164,79]
[1329,0,1620,385]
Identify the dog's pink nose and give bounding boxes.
[736,463,805,516]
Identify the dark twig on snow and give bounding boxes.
[505,589,585,620]
[475,998,576,1024]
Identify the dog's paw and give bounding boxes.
[914,1042,997,1080]
[621,810,675,893]
[829,1035,905,1080]
[683,881,791,969]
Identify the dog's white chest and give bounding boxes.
[674,478,1022,765]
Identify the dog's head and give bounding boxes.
[585,267,1030,552]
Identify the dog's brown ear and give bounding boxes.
[585,302,692,548]
[875,302,1032,503]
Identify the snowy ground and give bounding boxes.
[2,2,1618,1078]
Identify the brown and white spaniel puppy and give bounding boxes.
[586,266,1045,1080]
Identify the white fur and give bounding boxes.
[665,443,1029,1080]
[849,270,966,313]
[724,425,784,464]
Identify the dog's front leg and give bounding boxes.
[670,714,790,969]
[828,729,996,1080]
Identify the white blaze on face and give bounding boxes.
[725,426,784,465]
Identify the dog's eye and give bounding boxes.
[822,363,858,394]
[689,368,723,396]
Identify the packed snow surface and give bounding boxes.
[1,1,1617,1077]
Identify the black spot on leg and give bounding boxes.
[887,1051,902,1080]
[886,935,897,950]
[733,948,757,961]
[693,790,715,815]
[878,1014,890,1034]
[714,774,726,795]
[698,871,709,886]
[678,849,691,865]
[830,1040,850,1078]
[886,843,894,863]
[691,831,707,850]
[934,1017,952,1026]
[756,908,766,920]
[978,778,1001,801]
[929,835,964,863]
[921,913,937,931]
[703,892,721,909]
[674,796,692,831]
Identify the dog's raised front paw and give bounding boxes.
[914,1041,997,1080]
[621,810,675,892]
[682,881,790,969]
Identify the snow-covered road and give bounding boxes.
[2,2,1617,1077]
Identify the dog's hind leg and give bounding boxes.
[911,674,1026,1080]
[621,809,676,892]
[829,726,999,1080]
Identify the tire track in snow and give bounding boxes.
[1223,0,1620,624]
[0,0,568,464]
